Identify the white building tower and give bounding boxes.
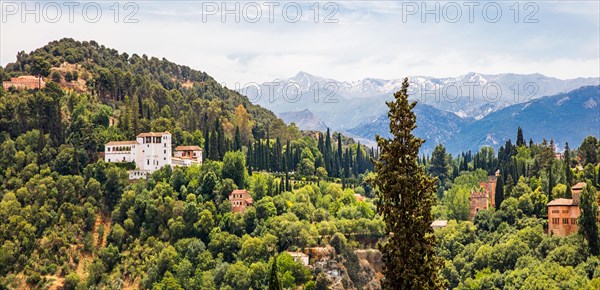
[136,132,172,171]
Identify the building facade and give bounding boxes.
[2,76,46,90]
[229,189,254,213]
[105,132,201,179]
[173,146,203,166]
[469,170,500,221]
[547,182,595,237]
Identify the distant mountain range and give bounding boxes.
[278,109,328,131]
[247,72,599,131]
[349,85,600,154]
[244,72,599,154]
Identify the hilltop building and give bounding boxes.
[3,76,45,90]
[286,251,310,266]
[104,132,202,179]
[546,182,599,237]
[469,170,499,220]
[229,189,253,213]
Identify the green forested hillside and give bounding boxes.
[1,39,600,289]
[0,39,380,289]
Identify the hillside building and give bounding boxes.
[229,189,253,213]
[547,182,600,237]
[104,132,202,179]
[469,170,499,220]
[3,76,45,90]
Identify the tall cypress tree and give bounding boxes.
[268,256,282,290]
[234,126,242,151]
[516,127,525,147]
[373,78,444,288]
[495,175,504,208]
[336,133,342,177]
[247,141,254,174]
[325,128,332,172]
[204,126,210,160]
[548,162,554,199]
[209,129,219,160]
[564,142,573,198]
[216,119,226,160]
[265,128,271,171]
[579,184,600,255]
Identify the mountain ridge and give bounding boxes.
[349,85,600,154]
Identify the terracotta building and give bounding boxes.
[469,170,500,220]
[3,76,46,90]
[229,189,253,213]
[469,190,489,221]
[547,182,596,237]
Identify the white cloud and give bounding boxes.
[1,1,598,84]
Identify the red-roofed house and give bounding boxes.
[229,189,253,213]
[173,145,203,165]
[547,182,599,236]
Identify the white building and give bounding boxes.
[104,132,200,179]
[173,146,203,165]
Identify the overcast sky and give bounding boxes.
[1,1,598,84]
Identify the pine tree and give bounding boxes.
[373,78,444,289]
[495,175,504,208]
[579,184,600,255]
[429,144,448,188]
[268,256,282,290]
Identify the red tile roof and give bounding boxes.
[547,198,575,206]
[175,146,202,151]
[137,132,171,137]
[106,141,139,146]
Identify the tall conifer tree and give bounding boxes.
[373,78,444,288]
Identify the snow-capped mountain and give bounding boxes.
[278,109,328,131]
[244,72,599,130]
[349,85,600,154]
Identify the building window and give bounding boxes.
[147,160,150,165]
[551,210,559,214]
[563,218,569,225]
[107,147,111,152]
[552,218,559,224]
[571,219,578,225]
[164,150,166,154]
[164,143,166,147]
[108,159,111,162]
